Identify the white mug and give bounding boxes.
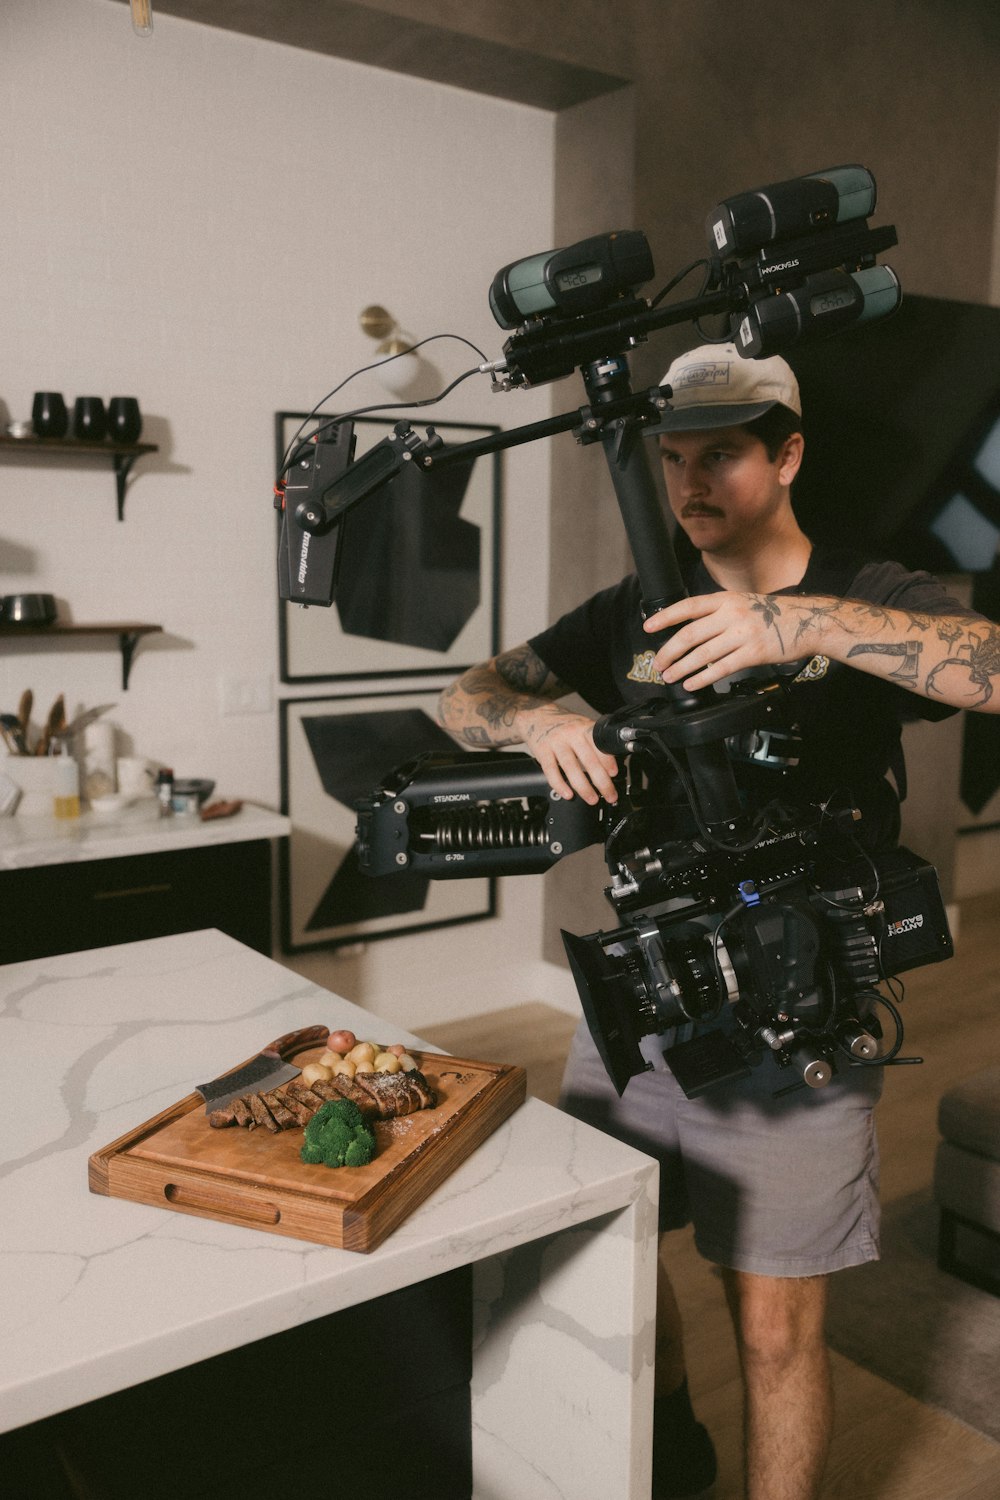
[116,756,152,797]
[83,721,116,799]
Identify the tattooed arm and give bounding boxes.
[437,642,620,804]
[643,591,1000,713]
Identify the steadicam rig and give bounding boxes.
[280,164,954,1101]
[276,165,900,611]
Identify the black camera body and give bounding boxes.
[357,737,954,1100]
[562,812,952,1100]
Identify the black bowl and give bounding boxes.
[172,778,216,804]
[0,593,57,625]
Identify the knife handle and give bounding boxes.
[262,1024,330,1060]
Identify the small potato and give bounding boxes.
[387,1044,407,1057]
[328,1029,356,1054]
[374,1052,400,1073]
[318,1049,344,1068]
[347,1042,376,1064]
[398,1053,419,1073]
[332,1058,357,1079]
[301,1061,333,1086]
[353,1059,375,1075]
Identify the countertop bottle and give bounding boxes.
[53,756,81,820]
[155,767,174,817]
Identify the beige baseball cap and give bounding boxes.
[647,343,801,432]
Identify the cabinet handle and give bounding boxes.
[91,883,173,900]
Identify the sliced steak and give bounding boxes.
[231,1096,255,1128]
[246,1092,280,1132]
[273,1086,314,1127]
[406,1068,438,1110]
[353,1068,437,1118]
[261,1089,298,1130]
[286,1083,330,1117]
[313,1076,380,1120]
[206,1067,437,1132]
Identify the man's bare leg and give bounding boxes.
[721,1268,832,1500]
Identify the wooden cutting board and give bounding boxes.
[89,1041,526,1253]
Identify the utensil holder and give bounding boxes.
[4,756,64,817]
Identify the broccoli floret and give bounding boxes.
[299,1099,376,1169]
[343,1136,376,1168]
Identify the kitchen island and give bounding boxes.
[0,928,658,1499]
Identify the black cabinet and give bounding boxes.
[0,839,273,963]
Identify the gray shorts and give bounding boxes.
[559,1018,884,1277]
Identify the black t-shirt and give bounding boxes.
[528,544,974,832]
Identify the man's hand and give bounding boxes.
[645,591,805,691]
[519,703,619,806]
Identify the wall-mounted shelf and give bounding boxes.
[0,622,163,689]
[0,434,159,520]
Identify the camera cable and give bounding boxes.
[276,332,492,482]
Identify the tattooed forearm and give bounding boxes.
[493,642,561,695]
[788,599,844,645]
[437,643,571,747]
[847,639,922,684]
[854,603,927,633]
[935,618,965,647]
[476,692,526,735]
[455,725,498,747]
[749,594,785,652]
[925,624,1000,707]
[781,595,1000,710]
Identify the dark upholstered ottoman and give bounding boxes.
[933,1066,1000,1296]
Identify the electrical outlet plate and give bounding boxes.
[219,675,273,716]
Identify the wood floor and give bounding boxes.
[418,890,1000,1499]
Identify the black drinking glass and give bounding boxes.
[31,392,69,439]
[106,396,143,445]
[73,396,107,442]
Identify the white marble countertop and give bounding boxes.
[0,929,658,1456]
[0,800,290,871]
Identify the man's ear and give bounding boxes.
[777,432,804,487]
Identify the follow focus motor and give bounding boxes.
[282,165,954,1101]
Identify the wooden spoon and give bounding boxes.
[17,689,32,742]
[36,694,66,756]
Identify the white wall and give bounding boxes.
[1,0,563,1025]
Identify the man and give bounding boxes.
[437,344,999,1500]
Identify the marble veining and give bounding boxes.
[0,929,658,1497]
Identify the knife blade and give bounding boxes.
[196,1024,330,1114]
